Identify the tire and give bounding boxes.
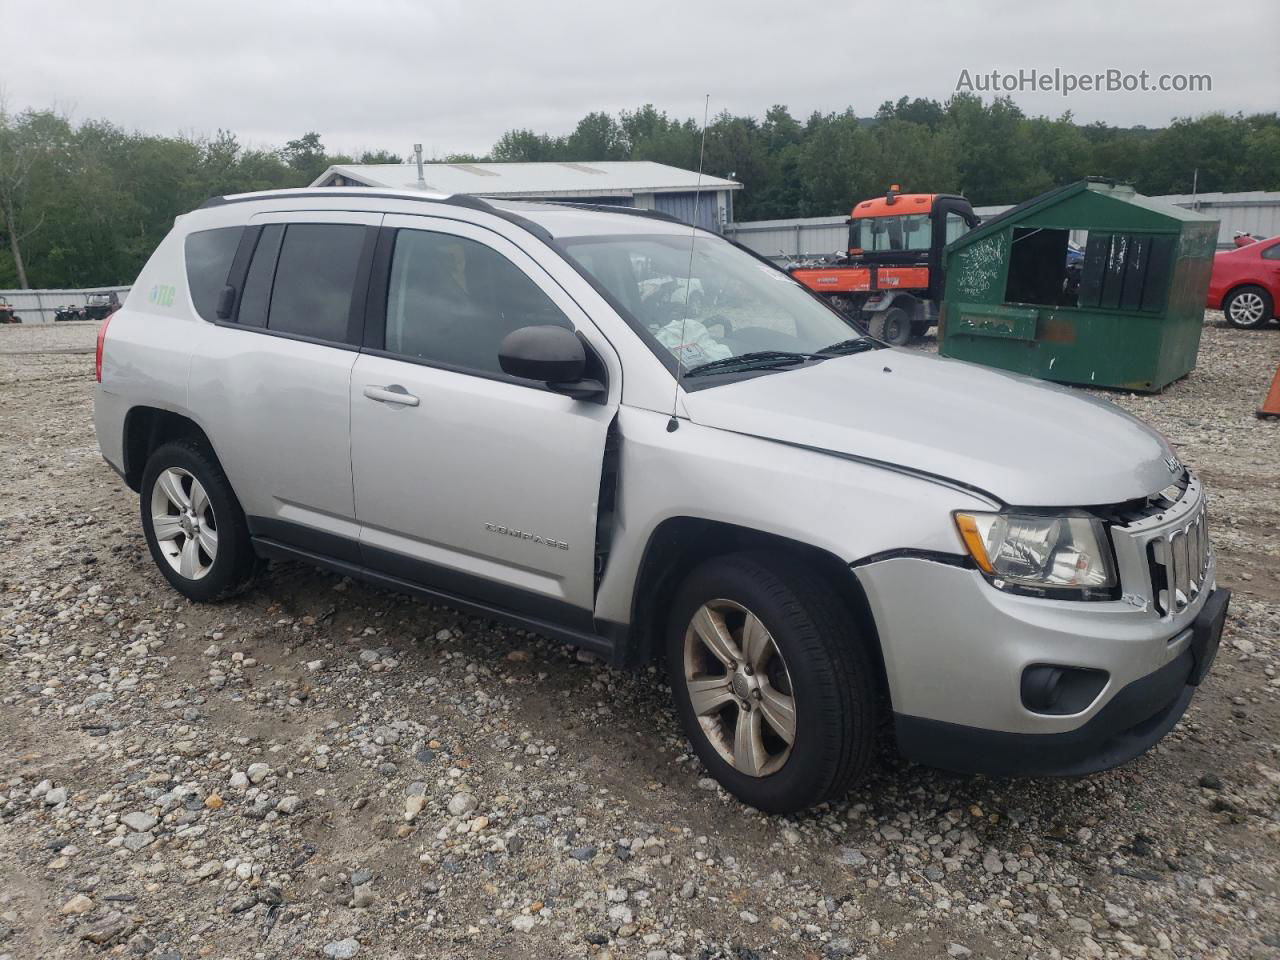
[869,306,913,346]
[666,552,878,813]
[140,440,258,602]
[1223,286,1274,329]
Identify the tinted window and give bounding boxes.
[267,224,366,342]
[1262,242,1280,261]
[237,225,283,328]
[184,227,243,321]
[385,230,571,375]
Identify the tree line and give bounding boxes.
[2,95,1277,288]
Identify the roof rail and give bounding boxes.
[439,195,554,242]
[539,200,686,226]
[198,187,448,210]
[195,188,690,240]
[194,188,555,243]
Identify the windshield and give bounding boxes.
[560,233,864,372]
[849,214,932,252]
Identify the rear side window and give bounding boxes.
[235,223,366,341]
[267,224,366,342]
[184,227,243,321]
[385,229,571,375]
[238,225,283,329]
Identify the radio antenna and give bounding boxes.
[667,93,711,433]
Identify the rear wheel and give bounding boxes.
[870,306,913,346]
[666,553,877,813]
[140,440,258,602]
[1223,286,1274,329]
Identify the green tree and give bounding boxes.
[358,148,404,164]
[1243,124,1280,190]
[282,132,330,183]
[565,112,627,161]
[2,98,1278,288]
[795,110,877,216]
[876,96,946,130]
[0,104,71,287]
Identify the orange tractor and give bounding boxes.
[789,186,979,345]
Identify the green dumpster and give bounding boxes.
[938,178,1218,392]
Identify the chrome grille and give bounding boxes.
[1148,506,1210,615]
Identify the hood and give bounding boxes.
[683,350,1178,507]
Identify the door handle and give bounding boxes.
[363,384,420,407]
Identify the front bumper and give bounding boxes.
[855,531,1228,777]
[892,587,1229,776]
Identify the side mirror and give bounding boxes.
[498,325,606,401]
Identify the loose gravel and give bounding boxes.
[0,317,1276,960]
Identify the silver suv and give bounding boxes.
[94,188,1230,813]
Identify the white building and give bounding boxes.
[312,160,741,232]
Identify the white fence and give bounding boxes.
[0,286,131,325]
[725,191,1280,260]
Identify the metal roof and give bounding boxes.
[311,160,741,198]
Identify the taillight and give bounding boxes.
[95,314,113,382]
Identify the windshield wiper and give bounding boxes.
[816,337,878,356]
[685,350,820,378]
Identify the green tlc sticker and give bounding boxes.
[148,284,176,308]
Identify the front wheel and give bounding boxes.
[140,440,258,602]
[1223,286,1274,329]
[666,553,878,813]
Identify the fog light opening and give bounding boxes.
[1020,664,1108,715]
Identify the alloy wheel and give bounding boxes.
[682,599,796,777]
[150,467,218,580]
[1229,291,1266,325]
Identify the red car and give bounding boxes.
[1207,235,1280,329]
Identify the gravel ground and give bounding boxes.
[0,318,1276,960]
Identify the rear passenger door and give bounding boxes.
[189,211,379,556]
[349,215,619,621]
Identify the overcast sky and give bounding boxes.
[8,0,1278,158]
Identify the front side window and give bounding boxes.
[945,212,971,244]
[385,229,571,375]
[561,233,864,374]
[184,227,243,322]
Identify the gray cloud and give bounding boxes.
[8,0,1278,156]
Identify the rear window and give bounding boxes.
[184,227,243,321]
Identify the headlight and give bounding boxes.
[954,511,1116,594]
